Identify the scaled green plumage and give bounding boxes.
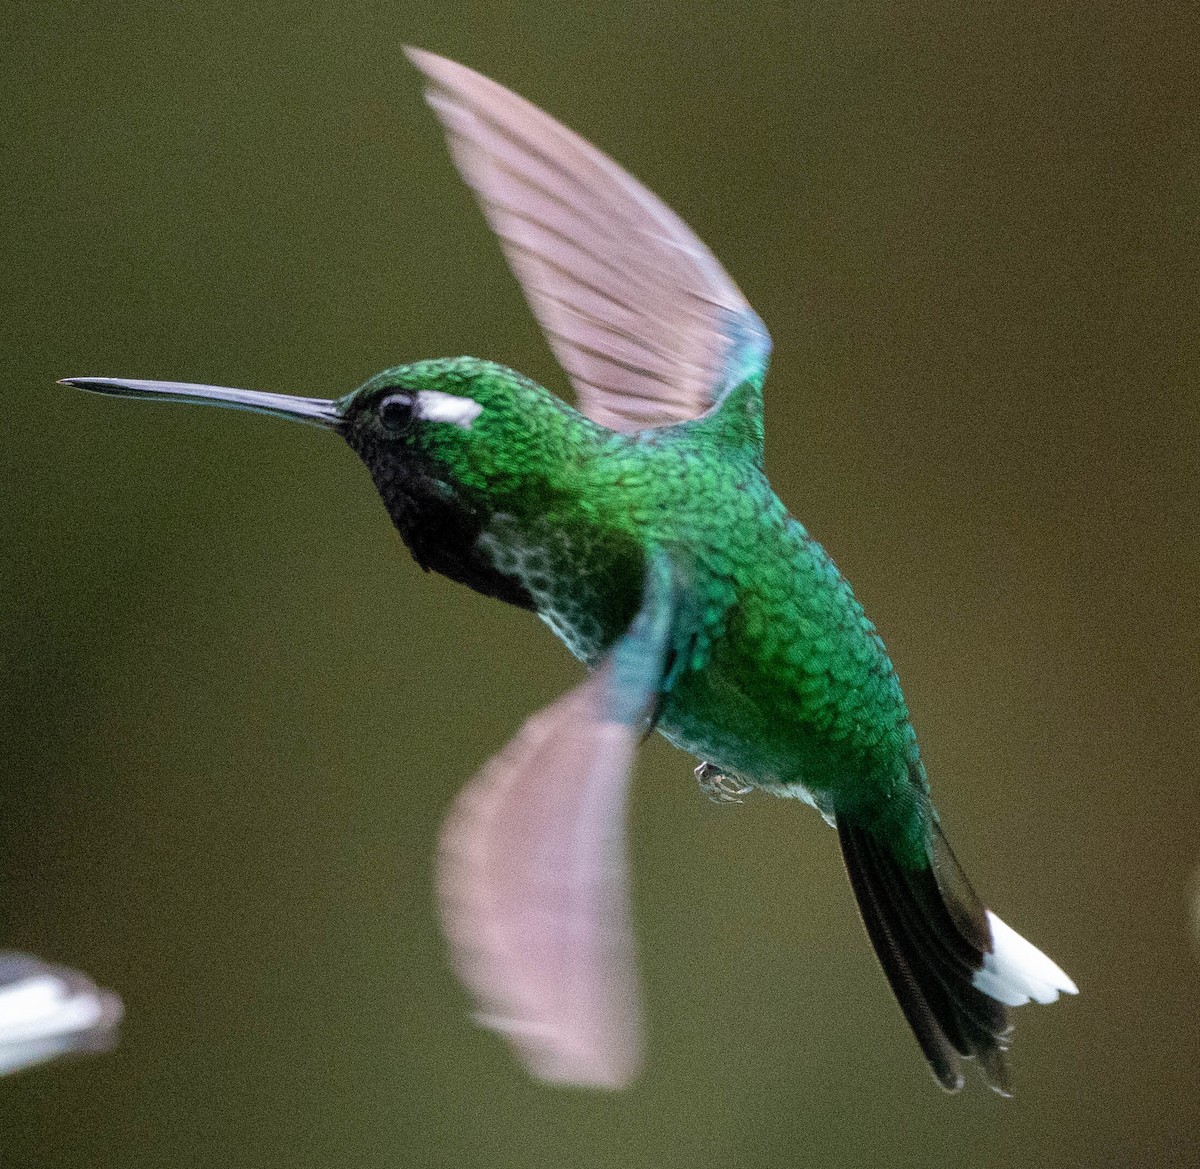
[352,357,927,859]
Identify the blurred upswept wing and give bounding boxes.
[0,953,122,1076]
[437,553,678,1087]
[406,48,772,434]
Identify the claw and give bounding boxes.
[694,762,752,805]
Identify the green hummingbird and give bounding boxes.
[63,48,1075,1093]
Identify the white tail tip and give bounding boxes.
[972,912,1079,1007]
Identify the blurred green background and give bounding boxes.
[3,2,1198,1166]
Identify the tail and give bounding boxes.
[837,819,1077,1094]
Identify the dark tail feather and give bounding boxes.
[837,819,1013,1095]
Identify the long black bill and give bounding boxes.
[59,377,342,429]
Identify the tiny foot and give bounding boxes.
[694,762,752,805]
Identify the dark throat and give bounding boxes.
[350,441,535,611]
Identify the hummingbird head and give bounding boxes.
[337,356,586,498]
[63,356,600,610]
[334,359,604,607]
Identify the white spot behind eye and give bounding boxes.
[416,390,483,429]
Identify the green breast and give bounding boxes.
[477,430,925,844]
[663,490,919,810]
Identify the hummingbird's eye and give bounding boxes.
[378,392,416,435]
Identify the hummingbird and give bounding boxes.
[63,48,1076,1093]
[0,952,122,1075]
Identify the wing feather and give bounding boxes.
[436,551,678,1087]
[437,658,642,1087]
[407,48,771,433]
